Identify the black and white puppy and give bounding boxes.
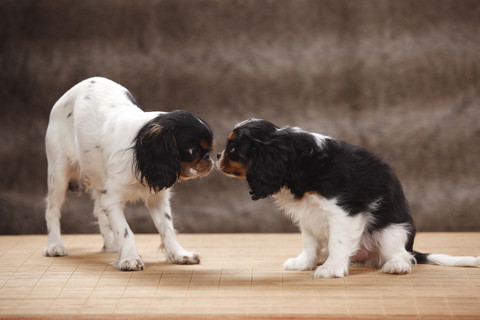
[44,77,214,271]
[218,119,479,278]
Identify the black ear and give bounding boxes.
[246,144,288,200]
[134,123,181,192]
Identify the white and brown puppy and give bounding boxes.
[218,119,479,278]
[44,77,214,271]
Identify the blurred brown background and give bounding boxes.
[1,0,479,234]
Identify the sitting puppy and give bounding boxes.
[218,119,479,278]
[44,77,214,271]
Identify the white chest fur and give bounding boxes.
[273,188,331,236]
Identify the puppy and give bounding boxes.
[218,119,480,278]
[44,77,214,271]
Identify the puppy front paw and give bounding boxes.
[118,258,145,271]
[43,243,68,257]
[168,251,200,265]
[313,263,348,278]
[283,257,316,271]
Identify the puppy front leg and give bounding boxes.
[146,191,200,265]
[94,202,119,253]
[102,199,144,271]
[283,228,318,271]
[92,192,118,253]
[314,211,365,278]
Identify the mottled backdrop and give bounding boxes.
[1,0,479,234]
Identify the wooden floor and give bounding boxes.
[0,233,479,319]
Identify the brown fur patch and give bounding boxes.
[200,139,210,150]
[227,131,236,141]
[147,122,163,137]
[219,156,247,178]
[179,158,214,180]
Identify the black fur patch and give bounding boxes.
[133,110,213,192]
[67,180,81,193]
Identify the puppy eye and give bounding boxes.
[229,147,236,154]
[187,148,197,156]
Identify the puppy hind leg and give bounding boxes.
[44,165,69,257]
[377,224,414,274]
[146,191,199,265]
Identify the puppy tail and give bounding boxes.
[412,251,480,267]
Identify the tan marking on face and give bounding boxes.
[200,139,210,150]
[218,152,247,178]
[179,158,214,180]
[228,131,236,141]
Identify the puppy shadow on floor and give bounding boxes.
[50,246,377,291]
[55,249,119,267]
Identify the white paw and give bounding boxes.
[118,258,145,271]
[283,257,316,271]
[313,263,348,278]
[43,243,68,257]
[381,259,412,274]
[167,251,200,265]
[475,257,480,267]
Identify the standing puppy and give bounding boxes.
[218,119,479,278]
[45,77,214,271]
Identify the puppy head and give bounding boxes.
[134,110,214,192]
[218,119,290,200]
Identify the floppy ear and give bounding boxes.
[246,144,288,200]
[134,123,181,192]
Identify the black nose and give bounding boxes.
[217,153,221,160]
